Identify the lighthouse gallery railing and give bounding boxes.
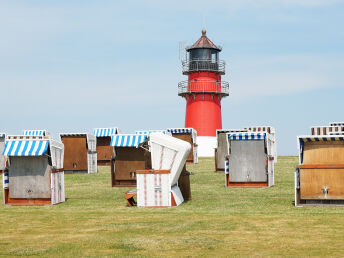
[182,59,226,74]
[178,80,229,97]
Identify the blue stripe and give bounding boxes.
[115,136,120,146]
[39,141,48,155]
[29,141,37,155]
[7,141,15,156]
[14,141,23,156]
[126,136,130,146]
[22,141,30,154]
[35,141,43,155]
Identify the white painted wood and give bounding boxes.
[87,152,97,174]
[0,136,5,170]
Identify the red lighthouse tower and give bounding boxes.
[178,30,229,157]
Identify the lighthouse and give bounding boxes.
[178,30,229,157]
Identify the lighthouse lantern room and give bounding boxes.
[178,30,229,157]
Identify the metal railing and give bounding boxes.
[178,80,229,97]
[182,59,226,74]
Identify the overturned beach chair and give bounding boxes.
[167,128,197,164]
[94,127,119,166]
[215,129,248,172]
[110,134,149,187]
[224,132,274,188]
[125,133,191,207]
[60,133,97,174]
[295,135,344,206]
[1,136,65,205]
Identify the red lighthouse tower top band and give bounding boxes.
[178,30,229,154]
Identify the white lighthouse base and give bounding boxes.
[197,136,217,157]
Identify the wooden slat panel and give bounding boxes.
[9,156,51,199]
[112,147,150,187]
[96,136,113,165]
[300,169,344,198]
[172,133,194,162]
[178,165,192,201]
[4,189,51,205]
[96,146,114,163]
[303,141,344,165]
[62,136,88,171]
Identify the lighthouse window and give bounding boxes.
[211,53,216,63]
[190,49,211,60]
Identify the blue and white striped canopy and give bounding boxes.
[23,130,46,136]
[94,128,118,137]
[167,128,193,134]
[3,140,49,156]
[136,130,167,135]
[110,135,147,147]
[299,136,344,142]
[228,132,266,140]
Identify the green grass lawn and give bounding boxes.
[1,156,344,257]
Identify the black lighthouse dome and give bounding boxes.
[183,30,224,75]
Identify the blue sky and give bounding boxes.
[0,0,343,155]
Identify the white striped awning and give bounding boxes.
[3,140,49,156]
[228,132,266,140]
[110,134,147,147]
[136,130,167,135]
[23,130,47,136]
[94,128,118,137]
[167,128,194,134]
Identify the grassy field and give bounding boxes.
[1,156,344,257]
